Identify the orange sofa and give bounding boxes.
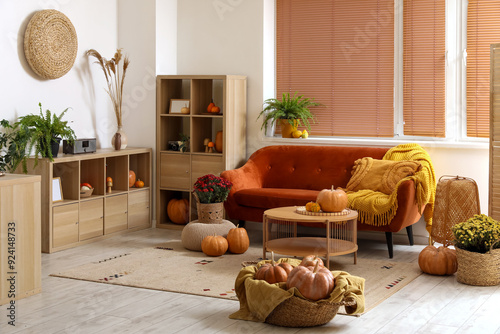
[221,145,425,258]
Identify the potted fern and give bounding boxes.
[15,103,76,172]
[257,92,320,138]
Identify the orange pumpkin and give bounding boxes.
[215,131,223,153]
[207,101,215,112]
[316,186,348,212]
[286,262,336,301]
[167,198,189,225]
[134,179,145,188]
[129,170,136,187]
[226,225,250,254]
[210,106,220,113]
[305,202,321,212]
[255,259,294,284]
[299,255,324,268]
[201,234,228,256]
[418,245,458,275]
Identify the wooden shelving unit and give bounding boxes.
[156,75,247,228]
[18,147,152,253]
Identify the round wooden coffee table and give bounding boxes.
[263,206,358,268]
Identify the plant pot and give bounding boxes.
[455,247,500,286]
[197,202,224,224]
[40,137,61,158]
[280,119,298,138]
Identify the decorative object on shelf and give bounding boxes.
[418,245,457,276]
[134,179,144,188]
[80,182,93,198]
[167,198,189,224]
[206,100,221,114]
[193,174,232,224]
[226,224,250,254]
[179,133,189,153]
[169,99,190,114]
[62,138,96,154]
[113,131,121,150]
[24,9,78,79]
[201,234,228,256]
[215,131,223,153]
[432,175,480,246]
[52,177,63,202]
[203,138,211,152]
[452,214,500,286]
[15,103,76,173]
[106,176,113,193]
[87,48,130,149]
[207,141,215,153]
[257,92,320,138]
[129,170,136,187]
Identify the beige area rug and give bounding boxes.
[50,240,422,313]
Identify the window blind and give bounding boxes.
[402,0,446,137]
[467,0,500,138]
[276,0,394,137]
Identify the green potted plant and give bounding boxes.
[257,92,320,138]
[0,120,31,173]
[15,103,76,172]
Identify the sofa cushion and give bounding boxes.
[346,157,422,195]
[234,188,319,209]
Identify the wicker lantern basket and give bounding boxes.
[432,175,481,246]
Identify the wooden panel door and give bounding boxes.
[128,190,150,229]
[79,198,104,241]
[52,203,79,249]
[160,153,190,190]
[105,194,128,234]
[490,44,500,220]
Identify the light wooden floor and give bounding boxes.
[2,224,500,334]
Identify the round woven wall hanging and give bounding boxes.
[23,9,78,79]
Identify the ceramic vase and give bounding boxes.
[111,126,128,150]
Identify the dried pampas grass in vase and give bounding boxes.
[87,48,130,150]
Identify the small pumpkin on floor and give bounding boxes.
[226,224,250,254]
[418,245,458,276]
[201,234,228,257]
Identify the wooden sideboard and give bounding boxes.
[0,173,42,305]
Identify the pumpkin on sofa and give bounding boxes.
[418,245,457,276]
[255,259,294,284]
[167,198,189,224]
[316,186,348,212]
[286,262,336,301]
[226,225,250,254]
[201,234,228,256]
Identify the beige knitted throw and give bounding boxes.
[347,143,436,234]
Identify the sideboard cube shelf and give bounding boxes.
[156,75,247,228]
[17,147,152,253]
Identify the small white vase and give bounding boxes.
[111,126,128,150]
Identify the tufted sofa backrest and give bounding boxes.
[248,145,389,190]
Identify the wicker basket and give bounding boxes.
[193,192,224,224]
[456,245,500,286]
[432,175,480,246]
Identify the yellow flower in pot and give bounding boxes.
[451,214,500,286]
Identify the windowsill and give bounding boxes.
[259,135,489,150]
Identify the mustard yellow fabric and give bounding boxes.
[346,143,436,234]
[229,258,365,323]
[346,158,422,195]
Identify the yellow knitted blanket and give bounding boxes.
[346,143,436,234]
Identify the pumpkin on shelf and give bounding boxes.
[286,262,336,301]
[129,170,136,187]
[316,186,348,212]
[167,198,189,225]
[226,224,250,254]
[201,234,228,257]
[299,255,324,268]
[418,245,458,276]
[134,179,145,188]
[215,131,223,153]
[255,256,294,284]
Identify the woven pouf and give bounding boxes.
[181,219,235,251]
